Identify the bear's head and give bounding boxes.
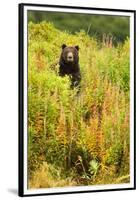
[60,44,79,65]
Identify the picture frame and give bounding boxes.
[18,3,136,197]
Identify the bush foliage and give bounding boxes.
[28,22,130,188]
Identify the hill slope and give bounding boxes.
[28,22,130,188]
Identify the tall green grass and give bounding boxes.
[28,22,130,188]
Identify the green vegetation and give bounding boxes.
[28,22,130,188]
[28,11,129,44]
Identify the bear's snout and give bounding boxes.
[67,52,74,62]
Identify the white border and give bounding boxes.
[23,5,135,195]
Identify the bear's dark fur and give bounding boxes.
[59,44,81,88]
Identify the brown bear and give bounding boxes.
[59,44,81,89]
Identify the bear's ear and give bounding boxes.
[75,45,79,51]
[62,44,67,49]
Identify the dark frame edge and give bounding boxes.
[22,187,135,197]
[19,3,136,13]
[134,10,136,190]
[18,3,24,197]
[18,3,136,197]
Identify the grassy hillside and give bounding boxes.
[28,22,130,188]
